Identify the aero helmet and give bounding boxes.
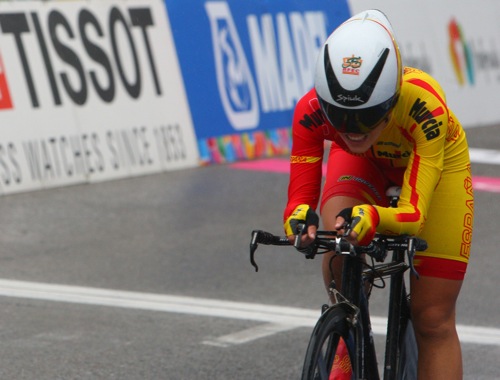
[315,10,402,134]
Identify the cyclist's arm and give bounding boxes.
[374,77,449,236]
[283,90,325,240]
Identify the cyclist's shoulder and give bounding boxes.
[401,67,446,100]
[402,66,434,80]
[295,87,319,111]
[293,88,329,136]
[391,67,449,126]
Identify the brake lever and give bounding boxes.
[406,238,420,279]
[249,230,259,272]
[294,223,306,248]
[341,221,352,237]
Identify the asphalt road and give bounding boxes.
[0,125,498,379]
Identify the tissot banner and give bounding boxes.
[0,0,198,194]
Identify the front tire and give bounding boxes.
[301,305,357,380]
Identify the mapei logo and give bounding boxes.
[342,55,362,75]
[205,2,259,130]
[204,2,329,131]
[448,19,474,86]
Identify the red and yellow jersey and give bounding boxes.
[284,67,471,237]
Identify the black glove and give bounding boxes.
[284,204,319,236]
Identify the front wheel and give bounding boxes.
[301,305,357,380]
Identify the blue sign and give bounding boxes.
[164,0,350,139]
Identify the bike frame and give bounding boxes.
[384,248,416,380]
[337,253,379,379]
[331,245,415,380]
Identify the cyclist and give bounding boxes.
[283,10,473,379]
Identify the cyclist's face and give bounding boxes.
[339,117,390,153]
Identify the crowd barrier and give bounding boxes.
[167,0,500,165]
[0,0,198,195]
[0,0,498,194]
[350,0,500,128]
[164,0,350,165]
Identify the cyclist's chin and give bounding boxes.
[340,134,373,153]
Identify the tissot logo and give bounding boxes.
[0,6,161,109]
[0,1,199,194]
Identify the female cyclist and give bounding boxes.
[283,10,473,379]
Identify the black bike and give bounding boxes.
[250,218,426,379]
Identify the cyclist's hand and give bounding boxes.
[335,205,380,246]
[284,204,319,247]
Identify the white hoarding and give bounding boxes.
[348,0,500,128]
[0,0,198,195]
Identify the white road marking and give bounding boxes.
[0,279,498,347]
[469,148,500,165]
[202,323,298,347]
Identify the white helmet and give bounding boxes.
[315,10,402,134]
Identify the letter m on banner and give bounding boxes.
[0,52,12,110]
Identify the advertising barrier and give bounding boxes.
[165,0,500,166]
[1,0,499,195]
[0,0,198,195]
[349,0,500,129]
[164,0,351,164]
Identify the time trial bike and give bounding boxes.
[249,193,426,379]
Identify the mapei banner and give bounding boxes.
[164,0,350,164]
[0,0,198,194]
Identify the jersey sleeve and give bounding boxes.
[283,90,325,222]
[374,73,449,236]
